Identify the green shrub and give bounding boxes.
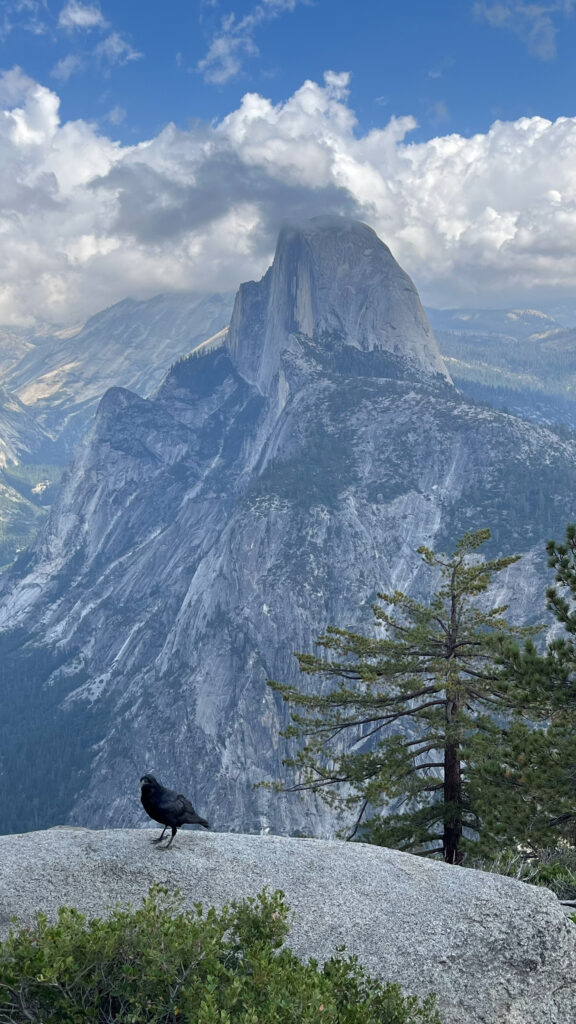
[0,886,441,1024]
[471,846,576,901]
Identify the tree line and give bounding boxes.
[265,526,576,867]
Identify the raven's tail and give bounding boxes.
[187,813,210,829]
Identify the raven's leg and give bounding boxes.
[152,826,169,844]
[164,826,178,849]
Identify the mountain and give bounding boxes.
[0,292,234,567]
[427,306,576,428]
[5,291,235,460]
[0,388,61,568]
[427,307,563,339]
[0,386,55,469]
[0,321,69,378]
[1,217,576,838]
[227,217,450,390]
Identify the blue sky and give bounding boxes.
[5,0,576,140]
[2,0,576,323]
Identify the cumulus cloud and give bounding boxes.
[198,0,302,83]
[2,66,576,325]
[58,1,106,31]
[474,1,576,59]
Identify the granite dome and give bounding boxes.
[227,216,450,391]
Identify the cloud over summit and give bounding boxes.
[2,66,576,325]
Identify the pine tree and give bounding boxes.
[503,523,576,844]
[268,530,539,864]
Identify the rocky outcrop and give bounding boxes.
[0,829,574,1024]
[1,219,576,838]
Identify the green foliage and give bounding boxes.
[266,530,542,864]
[0,886,442,1024]
[247,422,358,508]
[297,331,430,385]
[452,376,576,431]
[437,325,576,402]
[495,523,576,848]
[441,448,576,557]
[470,846,576,901]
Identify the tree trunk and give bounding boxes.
[443,723,463,864]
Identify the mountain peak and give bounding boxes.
[227,217,450,391]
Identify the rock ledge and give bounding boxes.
[0,828,574,1024]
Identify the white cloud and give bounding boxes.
[51,53,84,81]
[106,105,126,125]
[198,0,302,83]
[3,67,576,325]
[58,1,106,31]
[474,1,576,59]
[52,4,141,83]
[95,31,143,67]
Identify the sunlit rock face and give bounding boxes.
[0,217,575,838]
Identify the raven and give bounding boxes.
[140,774,210,848]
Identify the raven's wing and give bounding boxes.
[146,786,187,823]
[176,792,198,816]
[150,784,208,827]
[176,792,209,826]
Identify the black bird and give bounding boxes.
[140,774,210,848]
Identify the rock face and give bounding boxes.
[0,387,54,468]
[1,218,576,837]
[228,216,449,392]
[0,829,574,1024]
